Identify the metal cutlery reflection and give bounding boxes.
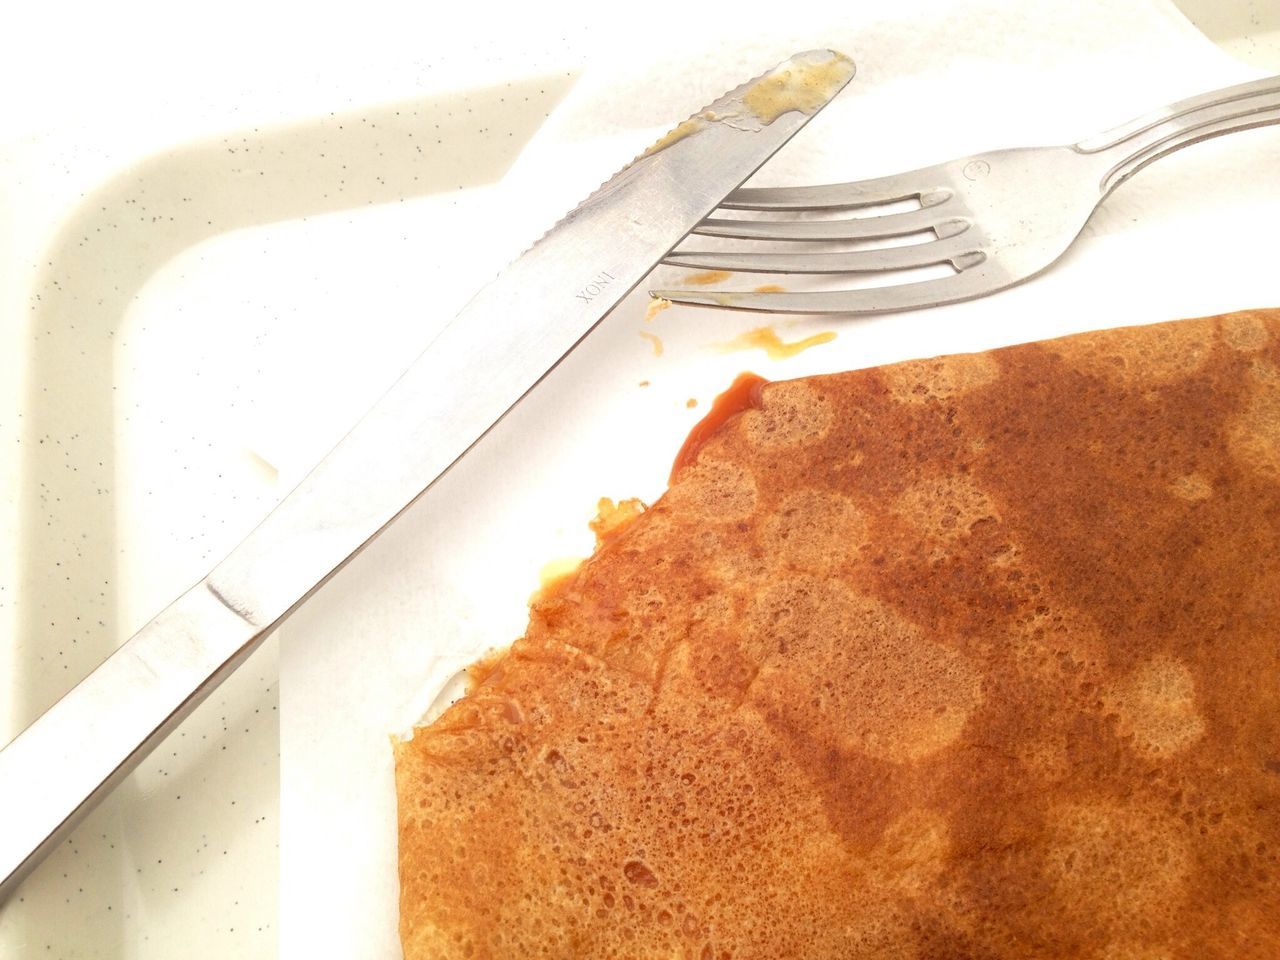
[655,75,1280,314]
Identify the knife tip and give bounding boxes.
[791,48,856,76]
[740,49,855,122]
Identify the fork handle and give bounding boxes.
[1075,75,1280,196]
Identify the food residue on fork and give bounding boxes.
[670,372,767,481]
[754,283,786,293]
[639,331,664,356]
[682,269,733,286]
[718,325,837,360]
[644,297,673,322]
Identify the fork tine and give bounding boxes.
[651,262,1013,316]
[722,173,948,211]
[693,209,968,242]
[662,235,984,275]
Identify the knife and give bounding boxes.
[0,49,854,898]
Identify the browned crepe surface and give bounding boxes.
[394,309,1280,959]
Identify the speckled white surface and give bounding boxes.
[0,3,586,956]
[1178,0,1280,63]
[1,1,1277,958]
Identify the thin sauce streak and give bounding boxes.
[683,270,732,286]
[670,372,768,481]
[639,331,664,356]
[720,325,836,360]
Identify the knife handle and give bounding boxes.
[0,581,263,900]
[1076,74,1280,196]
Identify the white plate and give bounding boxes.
[278,0,1280,955]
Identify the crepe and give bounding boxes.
[394,308,1280,959]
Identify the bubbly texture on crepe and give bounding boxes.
[395,309,1280,959]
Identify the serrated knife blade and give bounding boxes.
[0,48,854,898]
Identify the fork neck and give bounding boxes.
[1073,75,1280,198]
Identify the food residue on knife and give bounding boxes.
[683,270,733,286]
[640,51,853,157]
[718,325,837,360]
[754,283,786,293]
[741,51,856,122]
[644,297,673,322]
[642,117,707,157]
[639,331,664,356]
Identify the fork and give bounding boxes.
[652,75,1280,314]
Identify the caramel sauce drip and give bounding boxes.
[669,372,767,482]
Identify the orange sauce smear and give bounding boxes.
[639,331,664,356]
[719,325,836,360]
[670,372,768,482]
[682,270,732,286]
